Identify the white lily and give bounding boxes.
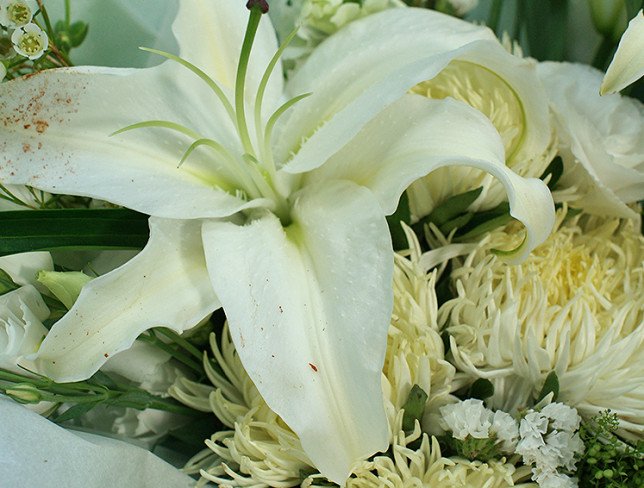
[0,1,553,482]
[601,9,644,95]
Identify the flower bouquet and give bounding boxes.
[0,1,642,487]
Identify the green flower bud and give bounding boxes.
[37,270,92,309]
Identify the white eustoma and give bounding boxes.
[0,252,52,373]
[601,10,644,94]
[538,61,644,219]
[0,1,554,482]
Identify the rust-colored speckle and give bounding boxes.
[37,142,42,150]
[309,363,318,372]
[22,143,30,153]
[34,119,49,133]
[23,123,31,129]
[104,353,109,358]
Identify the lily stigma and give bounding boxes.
[0,1,555,484]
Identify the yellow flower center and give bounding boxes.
[411,60,526,164]
[8,3,30,26]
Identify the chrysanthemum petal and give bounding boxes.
[0,65,271,219]
[307,96,555,262]
[201,180,392,484]
[33,218,219,381]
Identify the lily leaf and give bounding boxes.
[468,378,495,400]
[387,192,412,251]
[536,371,560,403]
[0,209,149,257]
[524,0,569,61]
[539,156,564,190]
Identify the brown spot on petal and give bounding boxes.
[34,120,49,133]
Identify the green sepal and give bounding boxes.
[468,378,495,400]
[0,268,20,297]
[402,384,429,432]
[536,370,560,403]
[0,208,149,257]
[387,192,412,251]
[68,21,89,48]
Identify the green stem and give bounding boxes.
[488,0,503,35]
[35,0,55,39]
[592,36,615,71]
[64,0,71,28]
[138,333,203,374]
[155,328,203,361]
[235,8,263,157]
[513,0,526,42]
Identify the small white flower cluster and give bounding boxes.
[516,403,584,488]
[439,399,519,455]
[439,399,583,488]
[0,0,47,78]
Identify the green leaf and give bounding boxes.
[0,208,149,257]
[524,0,569,61]
[0,268,20,296]
[625,0,643,19]
[52,401,101,423]
[540,156,564,190]
[424,187,483,227]
[69,21,89,48]
[387,191,412,251]
[468,378,495,400]
[402,384,429,432]
[454,201,512,241]
[536,371,560,403]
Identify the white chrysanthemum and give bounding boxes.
[0,0,36,28]
[441,208,644,438]
[300,0,403,37]
[407,59,554,220]
[11,22,48,60]
[325,411,534,488]
[170,234,459,486]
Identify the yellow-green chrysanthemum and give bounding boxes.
[441,208,644,439]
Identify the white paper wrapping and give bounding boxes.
[0,397,194,488]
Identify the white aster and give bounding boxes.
[538,61,644,219]
[442,208,644,438]
[0,1,554,482]
[11,22,48,60]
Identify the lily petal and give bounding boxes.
[307,96,555,262]
[601,10,644,95]
[33,218,219,381]
[201,180,392,485]
[0,64,270,219]
[278,8,549,174]
[172,0,283,113]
